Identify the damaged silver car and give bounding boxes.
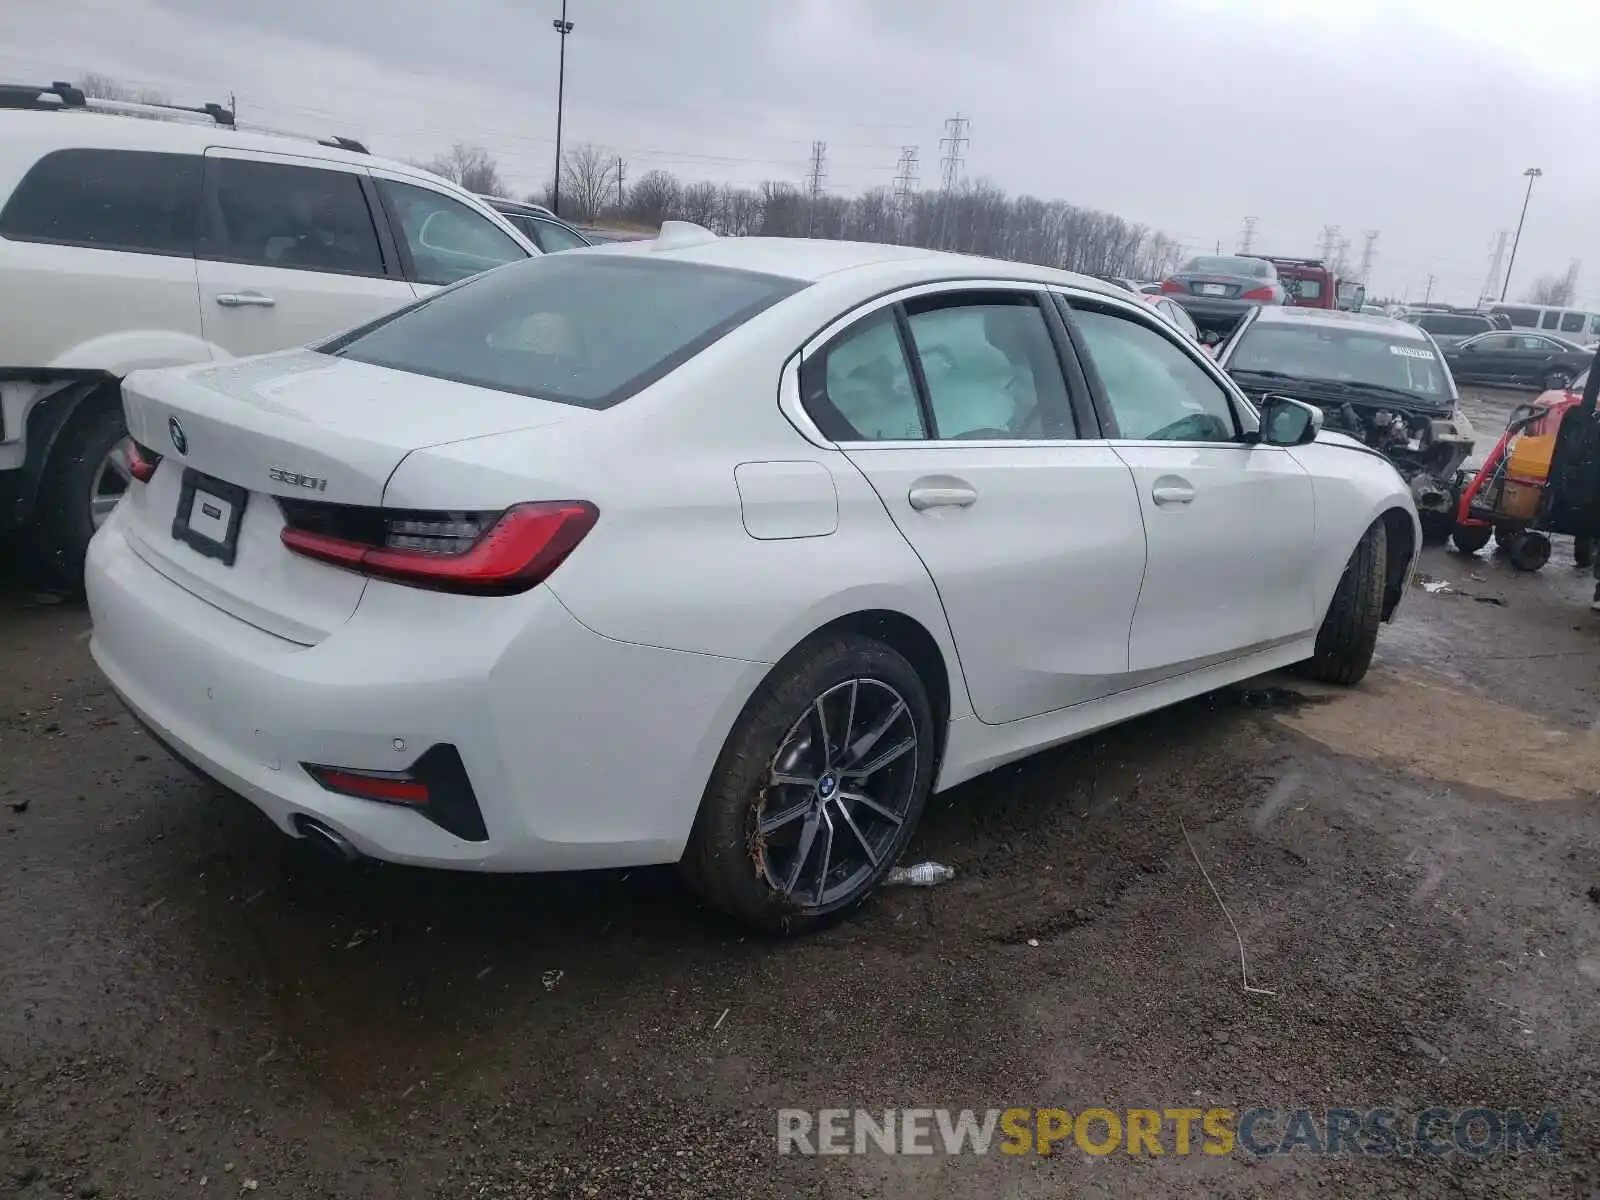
[1216,305,1473,540]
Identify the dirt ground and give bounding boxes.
[2,388,1599,1199]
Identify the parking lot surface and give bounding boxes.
[3,389,1598,1198]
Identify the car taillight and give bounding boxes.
[1241,286,1277,301]
[280,500,599,595]
[127,440,161,483]
[1160,279,1185,293]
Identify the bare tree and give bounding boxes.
[420,144,505,196]
[627,170,682,227]
[1526,259,1581,307]
[78,73,173,119]
[678,180,722,229]
[559,143,619,224]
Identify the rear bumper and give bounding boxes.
[1169,296,1271,326]
[85,508,765,872]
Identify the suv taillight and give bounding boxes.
[279,500,598,595]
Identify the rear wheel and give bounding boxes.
[1506,530,1551,572]
[1451,523,1493,554]
[1544,368,1575,392]
[681,634,936,933]
[1302,522,1386,685]
[32,393,130,585]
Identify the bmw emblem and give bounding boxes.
[168,416,188,456]
[818,774,837,799]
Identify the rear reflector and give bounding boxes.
[127,441,161,484]
[306,765,430,804]
[303,744,488,841]
[280,500,599,596]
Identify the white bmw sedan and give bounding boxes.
[86,225,1420,931]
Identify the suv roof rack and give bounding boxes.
[0,80,368,155]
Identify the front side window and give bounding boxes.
[379,180,526,285]
[328,254,802,410]
[802,310,926,442]
[903,296,1075,438]
[204,158,383,276]
[0,148,200,256]
[1470,334,1514,352]
[1072,307,1238,441]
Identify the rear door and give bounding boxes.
[195,149,417,357]
[1059,293,1317,673]
[800,283,1149,724]
[1454,333,1515,383]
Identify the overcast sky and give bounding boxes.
[3,0,1597,305]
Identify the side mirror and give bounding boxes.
[1258,395,1323,447]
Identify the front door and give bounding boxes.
[196,150,417,358]
[1063,298,1318,673]
[800,289,1148,724]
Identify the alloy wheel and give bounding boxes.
[754,678,919,910]
[89,437,135,529]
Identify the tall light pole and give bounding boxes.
[1500,167,1543,302]
[551,0,574,217]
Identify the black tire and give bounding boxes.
[1575,536,1595,570]
[1451,523,1492,555]
[1544,369,1574,392]
[1418,511,1452,545]
[1507,531,1551,572]
[681,634,937,934]
[1302,522,1386,685]
[32,391,128,585]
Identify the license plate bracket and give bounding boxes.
[171,468,248,566]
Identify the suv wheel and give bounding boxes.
[34,393,129,584]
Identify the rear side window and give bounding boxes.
[202,158,384,276]
[326,255,803,409]
[1560,312,1587,333]
[0,148,200,256]
[1540,311,1562,330]
[1494,306,1538,328]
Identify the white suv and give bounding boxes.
[0,81,537,579]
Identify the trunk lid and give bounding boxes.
[117,350,571,644]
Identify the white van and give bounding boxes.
[1485,304,1600,343]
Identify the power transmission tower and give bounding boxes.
[892,145,919,243]
[1480,231,1509,304]
[1318,224,1341,263]
[935,113,969,249]
[1358,230,1379,283]
[1239,216,1258,254]
[616,156,625,210]
[1424,273,1436,304]
[804,140,827,238]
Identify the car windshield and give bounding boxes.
[324,254,804,409]
[1229,324,1450,401]
[1183,256,1271,278]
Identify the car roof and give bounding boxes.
[582,231,1129,293]
[1249,304,1433,342]
[0,108,461,192]
[484,196,559,220]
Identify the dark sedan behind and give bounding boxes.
[1160,255,1288,332]
[1441,331,1594,392]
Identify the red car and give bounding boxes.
[1264,257,1336,309]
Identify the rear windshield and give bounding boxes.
[1228,324,1450,402]
[324,254,805,409]
[1183,256,1273,279]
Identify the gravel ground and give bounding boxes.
[2,387,1598,1198]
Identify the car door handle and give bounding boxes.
[1151,481,1195,506]
[908,482,978,511]
[215,291,276,308]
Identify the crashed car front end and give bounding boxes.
[1316,399,1475,519]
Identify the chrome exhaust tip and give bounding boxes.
[292,815,361,864]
